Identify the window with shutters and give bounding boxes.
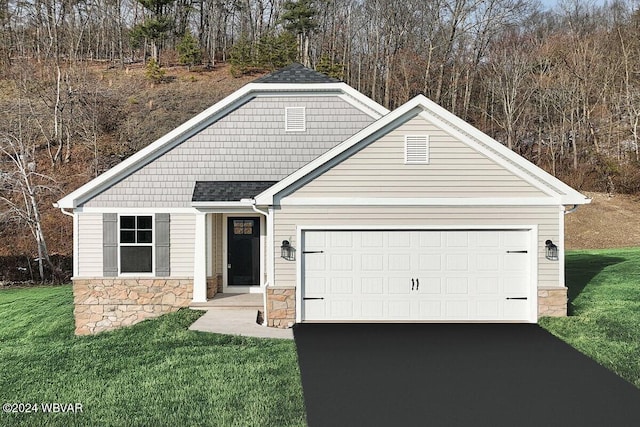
[285,107,306,132]
[404,135,429,164]
[119,215,153,273]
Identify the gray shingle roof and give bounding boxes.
[253,63,340,84]
[192,181,278,202]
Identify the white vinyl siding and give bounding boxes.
[77,213,103,276]
[170,213,196,276]
[287,116,548,199]
[273,205,560,289]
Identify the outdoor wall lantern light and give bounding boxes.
[545,240,559,261]
[281,240,296,261]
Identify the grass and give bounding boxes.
[0,286,306,427]
[540,247,640,388]
[2,248,639,426]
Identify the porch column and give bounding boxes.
[192,211,207,303]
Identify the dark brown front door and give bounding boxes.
[227,217,260,285]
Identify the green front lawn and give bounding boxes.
[540,248,640,388]
[1,248,639,426]
[0,286,305,427]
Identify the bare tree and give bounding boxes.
[0,102,56,282]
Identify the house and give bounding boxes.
[56,63,590,335]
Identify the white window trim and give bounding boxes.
[117,213,155,276]
[404,135,429,164]
[285,107,306,132]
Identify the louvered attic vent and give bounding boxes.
[285,107,306,132]
[405,135,429,164]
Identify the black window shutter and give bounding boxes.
[103,213,118,277]
[155,213,170,276]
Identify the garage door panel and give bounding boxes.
[477,254,500,271]
[477,277,499,294]
[419,254,441,271]
[329,232,353,247]
[361,233,383,248]
[418,300,442,318]
[305,254,326,271]
[417,277,441,294]
[301,229,533,323]
[389,277,411,294]
[330,300,354,318]
[361,254,384,271]
[360,278,384,294]
[445,300,470,318]
[330,277,354,294]
[388,300,411,318]
[388,254,411,271]
[446,254,468,271]
[419,232,442,247]
[305,277,326,294]
[445,277,469,294]
[361,300,384,318]
[503,254,528,271]
[329,254,352,271]
[446,233,468,247]
[389,232,411,247]
[476,300,500,318]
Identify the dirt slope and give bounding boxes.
[565,192,640,249]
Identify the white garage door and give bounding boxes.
[301,229,535,322]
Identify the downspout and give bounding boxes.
[564,204,579,215]
[53,203,74,218]
[250,200,271,326]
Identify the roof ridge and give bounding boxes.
[253,63,340,84]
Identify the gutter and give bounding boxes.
[563,204,580,215]
[53,202,74,218]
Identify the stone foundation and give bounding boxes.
[538,286,568,317]
[266,286,295,328]
[73,278,193,335]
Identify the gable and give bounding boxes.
[82,95,375,208]
[282,115,550,201]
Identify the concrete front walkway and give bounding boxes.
[188,293,293,339]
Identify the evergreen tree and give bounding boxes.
[282,0,317,67]
[177,31,202,69]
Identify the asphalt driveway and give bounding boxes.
[293,324,640,427]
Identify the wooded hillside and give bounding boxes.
[2,0,640,281]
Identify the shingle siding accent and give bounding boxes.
[84,96,373,208]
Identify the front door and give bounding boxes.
[227,217,260,286]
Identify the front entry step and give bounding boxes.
[190,293,263,310]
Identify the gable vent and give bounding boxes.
[405,135,429,164]
[285,107,306,132]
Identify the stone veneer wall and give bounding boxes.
[206,275,221,299]
[73,278,193,335]
[266,286,295,328]
[538,286,568,317]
